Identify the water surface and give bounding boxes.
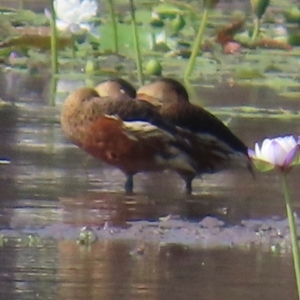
[0,69,299,299]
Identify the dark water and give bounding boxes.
[0,70,299,299]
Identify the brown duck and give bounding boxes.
[137,77,252,193]
[60,78,197,193]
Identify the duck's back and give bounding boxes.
[159,101,248,155]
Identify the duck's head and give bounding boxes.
[95,78,136,100]
[137,78,189,108]
[61,87,100,136]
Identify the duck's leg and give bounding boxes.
[184,178,193,195]
[124,174,134,194]
[178,172,195,195]
[182,175,195,195]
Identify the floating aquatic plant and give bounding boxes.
[249,135,300,300]
[284,6,300,24]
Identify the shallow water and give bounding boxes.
[2,0,300,297]
[0,241,297,300]
[0,69,300,299]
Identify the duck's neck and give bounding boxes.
[61,101,88,142]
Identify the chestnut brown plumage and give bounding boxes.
[60,78,197,193]
[137,77,252,193]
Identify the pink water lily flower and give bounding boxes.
[248,135,300,172]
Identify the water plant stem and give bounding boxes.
[49,76,58,106]
[107,0,119,53]
[129,0,144,85]
[282,172,300,300]
[50,0,59,74]
[71,35,76,59]
[184,7,209,79]
[251,17,260,41]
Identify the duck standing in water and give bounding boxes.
[137,78,252,194]
[60,78,198,193]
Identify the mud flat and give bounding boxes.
[0,216,294,252]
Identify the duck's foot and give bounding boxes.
[124,174,134,194]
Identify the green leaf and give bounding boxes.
[99,23,152,56]
[235,66,265,79]
[252,158,274,172]
[250,0,270,19]
[284,6,300,23]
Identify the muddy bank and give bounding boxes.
[0,216,295,251]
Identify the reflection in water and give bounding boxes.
[0,70,299,299]
[0,240,296,300]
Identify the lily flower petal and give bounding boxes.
[269,140,287,166]
[51,0,98,33]
[277,136,297,153]
[284,145,299,166]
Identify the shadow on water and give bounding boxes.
[0,70,300,299]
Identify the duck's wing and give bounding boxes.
[160,102,249,156]
[183,130,253,175]
[87,96,183,137]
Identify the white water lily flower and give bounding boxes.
[47,0,98,33]
[248,135,300,172]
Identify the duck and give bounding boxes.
[137,77,252,193]
[60,78,197,193]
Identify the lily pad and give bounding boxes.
[235,66,265,79]
[98,23,153,56]
[209,106,300,120]
[284,6,300,23]
[279,92,300,99]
